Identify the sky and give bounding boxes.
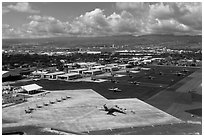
[2,2,202,38]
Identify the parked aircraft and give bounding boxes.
[148,76,155,80]
[25,107,35,114]
[66,96,71,99]
[110,79,119,83]
[130,81,140,85]
[56,99,61,102]
[159,72,163,75]
[108,87,122,92]
[174,72,185,76]
[43,102,49,106]
[61,97,67,100]
[181,69,189,73]
[36,104,42,108]
[102,104,126,115]
[49,100,55,104]
[25,109,32,114]
[91,76,98,81]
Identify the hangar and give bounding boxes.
[43,71,65,79]
[21,84,43,94]
[104,66,119,72]
[57,73,82,80]
[91,65,106,70]
[83,69,104,76]
[69,68,88,74]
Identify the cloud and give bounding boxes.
[2,2,202,38]
[70,9,141,36]
[69,8,110,36]
[3,2,40,14]
[2,24,23,38]
[23,15,70,37]
[147,2,202,34]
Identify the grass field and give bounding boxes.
[10,66,198,101]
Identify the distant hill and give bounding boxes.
[2,34,202,50]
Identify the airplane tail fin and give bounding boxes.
[103,104,108,111]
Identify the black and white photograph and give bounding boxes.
[2,1,202,135]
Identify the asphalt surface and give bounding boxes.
[3,66,201,135]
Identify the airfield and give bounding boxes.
[2,65,202,135]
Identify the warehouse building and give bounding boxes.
[69,68,88,74]
[91,65,106,70]
[21,84,43,94]
[104,66,120,72]
[83,69,104,76]
[43,71,65,79]
[57,73,82,80]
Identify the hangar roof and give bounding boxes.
[21,84,42,92]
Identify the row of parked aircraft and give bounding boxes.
[25,96,71,114]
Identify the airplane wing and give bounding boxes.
[112,108,126,114]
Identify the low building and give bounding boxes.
[91,65,106,70]
[21,84,43,94]
[57,73,82,80]
[43,71,65,79]
[118,64,129,69]
[69,68,88,74]
[104,66,119,72]
[106,63,118,67]
[32,70,48,78]
[83,69,104,76]
[142,59,152,64]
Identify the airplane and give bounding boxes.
[173,72,185,76]
[28,107,35,111]
[159,72,163,75]
[110,79,119,83]
[49,100,55,104]
[101,104,126,115]
[171,79,174,82]
[33,78,39,81]
[36,104,42,108]
[148,76,155,80]
[129,75,134,78]
[181,69,189,73]
[25,107,35,114]
[91,76,98,81]
[66,96,71,99]
[56,99,61,102]
[43,102,49,106]
[111,72,116,77]
[25,109,32,114]
[129,81,140,85]
[108,87,122,92]
[61,97,66,100]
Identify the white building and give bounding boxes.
[21,84,43,94]
[118,64,129,69]
[69,68,88,74]
[91,65,106,70]
[57,73,82,80]
[43,71,65,79]
[83,69,104,76]
[86,51,101,54]
[104,66,119,72]
[32,70,48,78]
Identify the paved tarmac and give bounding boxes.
[3,89,182,133]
